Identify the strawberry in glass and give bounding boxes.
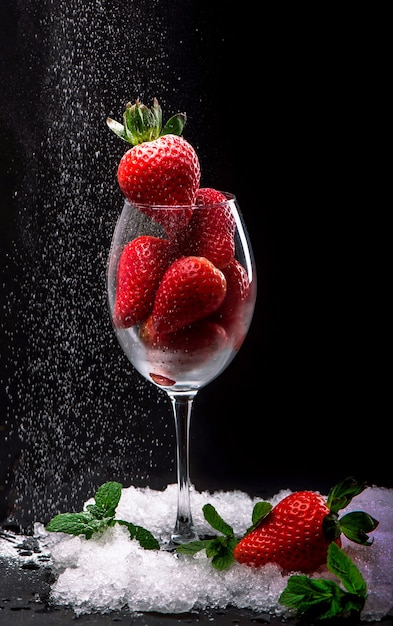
[107,98,257,547]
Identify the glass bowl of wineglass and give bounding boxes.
[107,191,257,548]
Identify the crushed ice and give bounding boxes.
[2,484,392,621]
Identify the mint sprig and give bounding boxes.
[279,542,367,621]
[176,500,272,570]
[176,503,238,570]
[46,481,159,550]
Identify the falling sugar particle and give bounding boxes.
[2,0,178,527]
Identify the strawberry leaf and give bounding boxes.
[106,117,126,140]
[241,501,273,535]
[339,511,379,545]
[322,512,342,541]
[252,501,272,525]
[107,98,185,145]
[327,476,368,514]
[323,476,379,546]
[123,99,161,144]
[161,113,186,137]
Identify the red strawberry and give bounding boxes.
[151,256,227,333]
[175,188,235,268]
[113,235,174,329]
[214,258,255,349]
[216,259,250,317]
[195,187,227,205]
[233,477,379,574]
[234,491,338,574]
[107,99,200,236]
[139,316,228,385]
[117,134,200,206]
[140,315,227,355]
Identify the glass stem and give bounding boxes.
[168,391,198,546]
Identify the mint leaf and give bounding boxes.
[45,512,108,539]
[176,540,211,556]
[202,503,234,536]
[177,536,237,570]
[279,576,334,611]
[205,535,238,570]
[115,520,159,550]
[93,481,122,518]
[46,481,159,550]
[279,543,367,621]
[279,575,355,620]
[46,481,123,539]
[176,504,238,570]
[327,542,367,598]
[85,504,103,518]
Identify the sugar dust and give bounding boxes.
[1,0,177,525]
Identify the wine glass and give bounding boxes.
[107,192,257,548]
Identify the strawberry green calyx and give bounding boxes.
[106,97,186,146]
[322,476,379,545]
[327,476,368,513]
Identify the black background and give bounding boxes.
[0,1,390,531]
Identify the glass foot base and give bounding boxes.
[161,527,199,552]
